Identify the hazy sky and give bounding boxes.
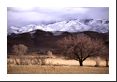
[7,7,109,27]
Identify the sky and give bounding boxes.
[7,7,109,27]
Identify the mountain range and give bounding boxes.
[8,19,109,35]
[7,30,109,55]
[7,18,109,55]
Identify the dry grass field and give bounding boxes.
[7,65,109,74]
[7,55,109,74]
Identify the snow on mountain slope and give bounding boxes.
[8,19,109,35]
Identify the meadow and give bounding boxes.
[7,65,109,74]
[7,55,109,74]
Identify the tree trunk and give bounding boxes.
[95,56,100,67]
[106,59,109,67]
[95,60,99,67]
[79,61,83,66]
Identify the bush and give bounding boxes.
[12,44,28,55]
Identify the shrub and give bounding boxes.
[12,44,28,55]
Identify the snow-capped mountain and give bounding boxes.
[8,19,109,35]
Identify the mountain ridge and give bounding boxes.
[7,29,109,54]
[8,19,109,35]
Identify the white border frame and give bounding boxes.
[0,0,116,81]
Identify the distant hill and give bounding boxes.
[7,29,109,55]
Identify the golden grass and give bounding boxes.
[7,65,109,74]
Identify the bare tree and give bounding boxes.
[12,44,28,55]
[57,33,107,66]
[100,46,109,67]
[47,50,53,57]
[95,56,101,67]
[12,45,19,55]
[47,50,56,58]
